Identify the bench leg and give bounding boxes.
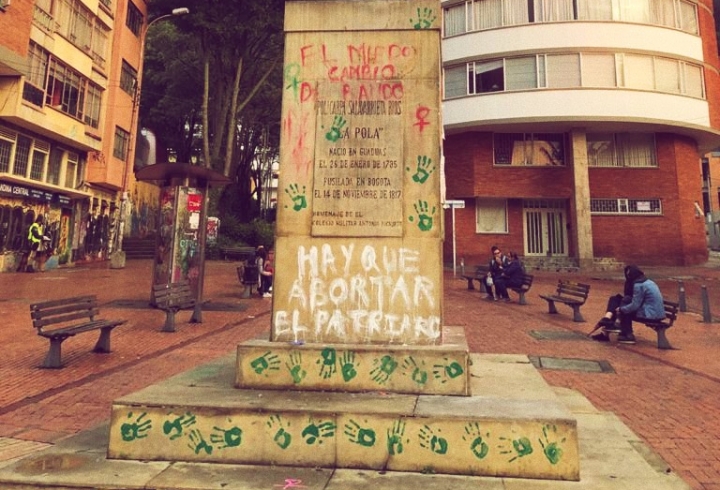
[517,291,527,306]
[546,300,558,315]
[656,327,674,350]
[466,278,474,290]
[162,309,176,333]
[571,306,586,323]
[93,326,114,353]
[42,337,66,369]
[190,304,202,323]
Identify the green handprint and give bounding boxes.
[325,115,347,142]
[419,425,448,455]
[463,422,490,460]
[407,155,436,184]
[410,7,437,29]
[498,435,534,463]
[162,412,196,440]
[316,347,337,379]
[370,355,398,385]
[340,350,358,382]
[120,412,152,442]
[284,184,307,212]
[286,351,307,384]
[409,200,436,232]
[344,419,376,447]
[386,419,407,455]
[187,428,213,455]
[432,358,464,384]
[402,356,428,386]
[539,424,566,465]
[209,425,243,449]
[267,415,292,450]
[250,351,281,376]
[302,419,336,445]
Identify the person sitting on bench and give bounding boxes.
[484,245,510,301]
[494,251,524,303]
[591,265,665,345]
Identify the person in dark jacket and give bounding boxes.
[484,245,510,300]
[590,265,665,344]
[494,251,524,303]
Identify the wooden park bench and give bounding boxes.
[152,280,198,332]
[462,265,490,290]
[30,295,127,369]
[539,279,591,322]
[509,273,534,305]
[219,246,255,262]
[237,263,259,298]
[639,300,679,350]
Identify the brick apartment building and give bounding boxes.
[0,0,157,272]
[441,0,720,268]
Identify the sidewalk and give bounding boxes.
[0,259,719,489]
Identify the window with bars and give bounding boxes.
[494,133,565,166]
[113,127,130,160]
[48,147,63,185]
[587,133,657,167]
[444,51,704,100]
[120,60,138,96]
[30,142,50,181]
[590,198,662,215]
[126,1,143,36]
[443,0,698,36]
[13,135,32,177]
[0,139,11,173]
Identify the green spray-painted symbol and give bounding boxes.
[409,200,436,232]
[419,425,448,455]
[402,356,428,386]
[286,351,307,384]
[302,419,336,445]
[120,412,152,442]
[463,422,491,460]
[498,435,534,463]
[210,425,243,450]
[410,7,436,29]
[187,428,213,455]
[539,424,566,465]
[387,419,407,455]
[370,355,398,385]
[284,184,307,212]
[162,412,196,441]
[344,419,376,447]
[267,415,293,450]
[407,155,436,184]
[340,350,358,382]
[432,358,464,384]
[325,115,347,142]
[250,351,281,376]
[317,347,337,379]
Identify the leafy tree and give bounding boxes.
[143,0,284,222]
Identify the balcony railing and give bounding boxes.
[32,5,54,33]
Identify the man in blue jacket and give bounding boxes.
[610,265,665,344]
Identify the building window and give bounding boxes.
[444,0,698,36]
[113,127,130,160]
[591,198,662,215]
[22,42,49,107]
[85,84,102,128]
[91,22,109,69]
[30,141,50,181]
[126,1,143,37]
[13,135,32,177]
[476,198,508,233]
[48,147,63,185]
[445,52,704,99]
[56,0,93,52]
[65,152,78,188]
[46,58,86,120]
[587,133,657,167]
[494,133,565,166]
[120,60,138,96]
[0,130,13,173]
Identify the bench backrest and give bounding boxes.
[662,300,679,323]
[30,295,99,334]
[152,280,195,307]
[556,280,591,303]
[473,265,490,276]
[519,273,534,289]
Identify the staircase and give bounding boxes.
[121,236,155,259]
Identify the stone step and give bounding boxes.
[106,354,580,481]
[235,326,470,396]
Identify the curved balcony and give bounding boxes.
[443,88,720,152]
[443,22,703,64]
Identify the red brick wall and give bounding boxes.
[0,2,33,58]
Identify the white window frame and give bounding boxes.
[476,198,508,233]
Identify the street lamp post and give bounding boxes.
[111,7,190,269]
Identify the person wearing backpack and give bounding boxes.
[26,215,44,273]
